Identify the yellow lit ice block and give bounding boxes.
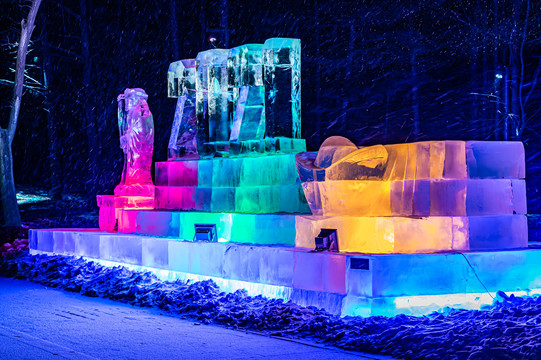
[295,214,527,254]
[302,179,526,217]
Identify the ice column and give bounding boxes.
[114,88,154,197]
[167,59,198,160]
[263,38,301,139]
[195,49,231,158]
[227,44,265,141]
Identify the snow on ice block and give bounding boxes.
[295,215,527,254]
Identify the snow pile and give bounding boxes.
[0,239,28,257]
[1,253,541,360]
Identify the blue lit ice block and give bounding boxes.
[167,59,198,160]
[195,49,230,157]
[263,38,301,139]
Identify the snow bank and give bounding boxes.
[1,253,540,359]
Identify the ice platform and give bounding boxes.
[29,228,541,317]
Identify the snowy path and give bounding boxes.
[0,278,385,360]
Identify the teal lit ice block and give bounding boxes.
[119,210,298,246]
[156,153,302,188]
[263,38,301,139]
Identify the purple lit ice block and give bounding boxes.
[29,228,541,317]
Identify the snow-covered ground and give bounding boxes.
[1,253,541,359]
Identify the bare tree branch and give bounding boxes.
[7,0,43,146]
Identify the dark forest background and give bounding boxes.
[1,0,541,212]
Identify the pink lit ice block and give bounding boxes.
[97,195,153,232]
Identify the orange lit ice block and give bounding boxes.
[295,137,527,254]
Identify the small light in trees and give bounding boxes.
[495,73,503,79]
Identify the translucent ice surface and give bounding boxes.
[263,38,301,139]
[114,88,154,196]
[195,49,230,157]
[228,44,265,142]
[168,60,198,160]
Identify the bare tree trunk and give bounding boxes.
[80,0,99,196]
[1,0,42,227]
[0,130,21,227]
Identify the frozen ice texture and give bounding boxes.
[227,44,265,141]
[295,214,527,254]
[195,49,230,157]
[153,154,310,213]
[115,88,154,197]
[168,59,198,160]
[263,38,301,139]
[295,136,528,254]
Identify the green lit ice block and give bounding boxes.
[168,59,196,98]
[195,49,231,157]
[263,38,301,139]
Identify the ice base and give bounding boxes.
[30,228,541,317]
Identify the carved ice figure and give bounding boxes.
[263,38,301,139]
[195,49,230,157]
[167,59,198,160]
[227,44,265,141]
[115,88,154,196]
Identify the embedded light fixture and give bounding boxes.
[194,224,217,242]
[315,228,338,252]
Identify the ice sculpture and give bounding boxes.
[263,38,301,139]
[295,136,528,253]
[97,88,155,232]
[195,49,231,157]
[167,60,198,160]
[114,88,155,196]
[227,44,265,141]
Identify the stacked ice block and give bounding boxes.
[295,136,528,253]
[166,38,305,159]
[154,154,310,213]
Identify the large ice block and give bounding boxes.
[168,59,198,160]
[118,210,298,246]
[228,44,265,142]
[296,139,525,183]
[263,38,301,139]
[295,214,527,254]
[195,49,230,157]
[302,179,526,217]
